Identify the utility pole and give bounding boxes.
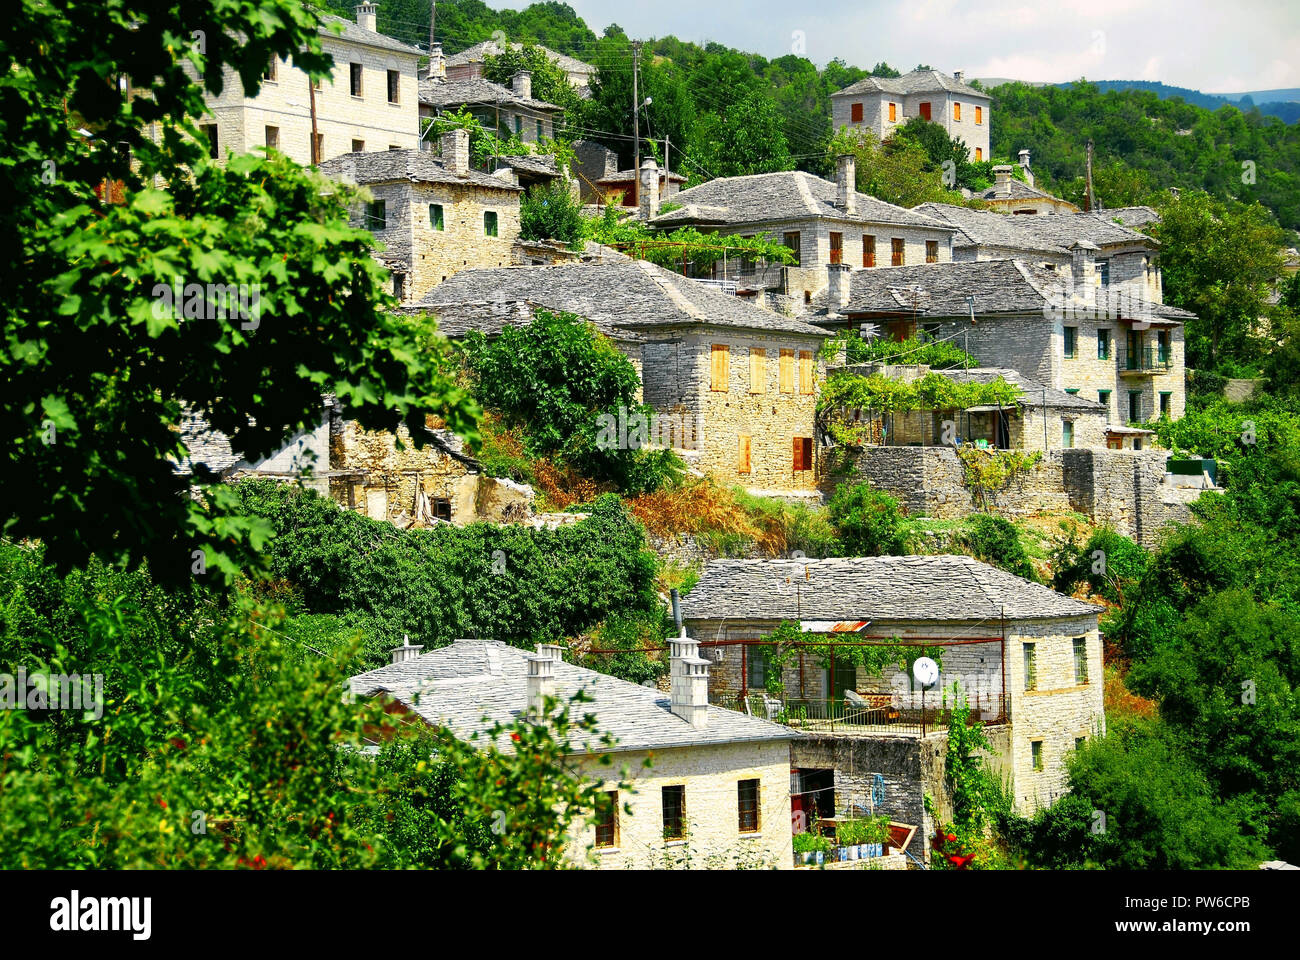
[1084,138,1095,213]
[426,0,436,76]
[632,40,643,209]
[664,134,671,177]
[308,77,319,166]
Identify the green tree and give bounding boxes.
[685,90,794,181]
[520,181,585,248]
[827,483,909,556]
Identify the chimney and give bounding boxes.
[953,69,964,83]
[835,154,856,216]
[827,262,851,310]
[993,164,1013,199]
[1071,240,1099,290]
[525,649,556,720]
[1017,149,1034,188]
[512,69,532,101]
[441,127,469,175]
[355,2,378,32]
[427,42,445,80]
[389,634,424,664]
[668,633,709,728]
[639,157,661,220]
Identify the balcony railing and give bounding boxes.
[1121,346,1171,374]
[712,694,1007,736]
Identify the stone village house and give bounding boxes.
[682,556,1105,853]
[439,38,596,94]
[349,637,798,869]
[421,43,562,147]
[978,153,1080,215]
[831,68,992,162]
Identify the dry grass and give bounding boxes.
[530,458,610,511]
[628,479,761,540]
[1103,663,1158,721]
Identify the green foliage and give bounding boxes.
[483,41,582,113]
[827,127,969,208]
[826,331,979,369]
[960,514,1038,582]
[826,483,908,557]
[583,206,796,273]
[685,90,795,181]
[520,181,585,248]
[580,610,671,686]
[956,447,1043,509]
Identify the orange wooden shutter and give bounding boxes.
[889,102,897,122]
[749,348,766,394]
[711,344,729,391]
[975,106,982,125]
[798,351,813,394]
[738,435,752,474]
[792,437,804,472]
[953,102,961,121]
[779,349,794,393]
[851,102,863,123]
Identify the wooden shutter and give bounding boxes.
[792,436,804,472]
[889,102,896,122]
[975,105,982,125]
[863,235,875,268]
[798,350,813,395]
[749,348,766,394]
[779,349,794,393]
[850,102,863,123]
[953,102,961,121]
[738,435,752,474]
[711,344,729,392]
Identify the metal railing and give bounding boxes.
[1122,346,1171,373]
[712,694,974,736]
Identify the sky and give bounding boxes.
[498,0,1300,94]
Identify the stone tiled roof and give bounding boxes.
[417,259,833,338]
[914,203,1155,254]
[650,171,954,231]
[445,39,595,78]
[497,153,560,178]
[419,76,560,113]
[318,15,424,57]
[598,168,689,184]
[833,69,990,101]
[980,180,1075,205]
[811,258,1192,321]
[944,368,1105,412]
[319,149,523,191]
[1079,206,1161,230]
[682,556,1101,623]
[348,639,797,754]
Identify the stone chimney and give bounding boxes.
[953,69,964,83]
[639,157,661,220]
[512,70,532,101]
[441,127,469,175]
[827,262,851,310]
[389,635,424,664]
[355,2,378,32]
[993,164,1014,199]
[1071,240,1099,290]
[1018,149,1034,188]
[525,648,557,720]
[835,154,856,216]
[668,633,710,728]
[427,42,445,80]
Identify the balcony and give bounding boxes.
[712,693,1008,737]
[1120,346,1171,375]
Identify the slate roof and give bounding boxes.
[319,149,523,192]
[942,368,1106,412]
[980,179,1076,206]
[445,39,595,78]
[497,153,560,178]
[650,171,954,231]
[914,203,1155,254]
[682,556,1101,623]
[833,69,991,101]
[348,639,797,754]
[810,258,1192,322]
[318,15,424,57]
[417,259,833,338]
[598,168,689,185]
[1078,206,1161,230]
[419,76,560,113]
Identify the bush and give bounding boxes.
[960,514,1037,581]
[827,483,908,556]
[1051,527,1148,602]
[520,181,585,249]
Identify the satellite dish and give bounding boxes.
[912,657,939,688]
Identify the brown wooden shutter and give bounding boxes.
[738,435,752,474]
[749,348,766,394]
[863,235,875,268]
[798,351,814,395]
[792,436,804,472]
[711,344,729,392]
[779,349,794,393]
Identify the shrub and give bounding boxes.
[520,181,585,249]
[960,514,1037,581]
[827,483,908,556]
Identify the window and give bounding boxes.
[782,231,801,265]
[850,102,864,123]
[918,101,931,121]
[264,56,278,82]
[1160,391,1172,417]
[365,200,386,231]
[387,69,400,104]
[793,436,813,472]
[710,344,730,392]
[975,105,983,125]
[1031,740,1044,772]
[483,211,498,236]
[798,350,814,394]
[662,785,685,839]
[349,62,363,97]
[264,125,279,150]
[974,147,982,161]
[779,349,794,394]
[1128,391,1141,423]
[738,779,760,833]
[738,435,752,474]
[514,115,522,135]
[926,240,939,263]
[432,498,452,523]
[389,144,400,150]
[429,203,444,231]
[1097,328,1111,360]
[953,102,962,121]
[1063,326,1077,359]
[1098,259,1110,286]
[749,348,766,394]
[829,232,843,265]
[352,138,365,153]
[392,272,406,300]
[1065,388,1080,395]
[746,644,767,689]
[888,102,897,122]
[596,790,618,848]
[201,123,219,159]
[1098,389,1111,411]
[1157,331,1170,363]
[922,322,940,342]
[1023,643,1037,691]
[863,235,876,267]
[1073,637,1089,684]
[891,238,904,266]
[1062,419,1074,448]
[536,119,544,139]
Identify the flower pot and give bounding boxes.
[814,851,824,866]
[800,851,814,865]
[847,845,859,860]
[836,846,848,862]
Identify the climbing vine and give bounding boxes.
[819,371,1023,447]
[760,620,944,696]
[957,446,1043,508]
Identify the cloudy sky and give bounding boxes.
[501,0,1299,94]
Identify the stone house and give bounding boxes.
[419,70,561,146]
[649,157,956,301]
[192,4,422,165]
[831,69,992,161]
[571,140,688,207]
[319,129,523,304]
[978,153,1080,215]
[681,555,1105,841]
[814,255,1193,445]
[440,38,596,94]
[417,259,832,496]
[348,638,798,869]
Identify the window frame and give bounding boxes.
[863,234,876,268]
[662,785,686,840]
[737,434,752,474]
[430,203,445,231]
[783,231,801,265]
[779,349,795,394]
[925,240,939,263]
[710,343,730,392]
[1023,642,1037,691]
[1097,328,1111,360]
[366,199,387,231]
[798,350,814,395]
[483,210,499,237]
[387,69,400,104]
[1063,326,1078,359]
[349,62,363,97]
[850,102,864,123]
[891,237,905,267]
[749,347,766,395]
[1073,637,1089,684]
[595,790,619,848]
[829,231,843,265]
[738,779,761,834]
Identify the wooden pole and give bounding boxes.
[632,41,642,209]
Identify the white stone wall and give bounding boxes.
[831,90,990,159]
[569,740,794,869]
